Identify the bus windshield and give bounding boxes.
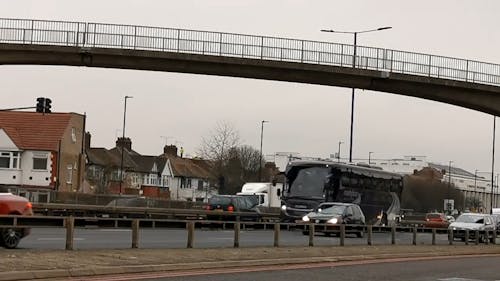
[289,167,329,198]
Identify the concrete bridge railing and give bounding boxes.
[0,18,499,86]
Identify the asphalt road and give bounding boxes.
[142,255,500,281]
[18,227,460,249]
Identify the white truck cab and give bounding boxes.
[237,182,282,208]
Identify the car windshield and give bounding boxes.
[317,205,346,215]
[456,214,484,224]
[289,167,329,198]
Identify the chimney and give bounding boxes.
[163,145,178,157]
[116,137,132,151]
[85,132,91,150]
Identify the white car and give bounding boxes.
[448,213,496,243]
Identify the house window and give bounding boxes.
[33,154,48,170]
[187,179,192,188]
[71,128,77,143]
[0,151,20,169]
[198,180,204,190]
[180,178,186,189]
[67,164,73,184]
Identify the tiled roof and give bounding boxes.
[130,155,167,174]
[167,156,213,179]
[0,111,76,151]
[86,148,123,167]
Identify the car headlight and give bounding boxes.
[302,215,310,222]
[281,205,287,211]
[327,218,338,224]
[452,227,457,230]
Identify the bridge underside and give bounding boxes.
[1,43,500,116]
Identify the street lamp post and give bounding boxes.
[337,141,343,163]
[259,120,269,182]
[491,116,496,214]
[119,95,133,195]
[447,161,453,212]
[474,169,478,205]
[321,27,392,163]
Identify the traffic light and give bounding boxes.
[44,98,52,113]
[36,97,45,113]
[35,97,52,113]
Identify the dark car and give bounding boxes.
[205,195,260,222]
[300,202,365,238]
[423,213,449,229]
[0,193,33,248]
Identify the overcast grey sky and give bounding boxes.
[1,0,500,173]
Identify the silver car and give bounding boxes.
[448,213,496,243]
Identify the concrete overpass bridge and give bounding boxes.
[0,18,500,115]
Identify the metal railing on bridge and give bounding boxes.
[0,18,499,86]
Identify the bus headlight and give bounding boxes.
[281,205,287,211]
[302,215,310,222]
[327,218,338,224]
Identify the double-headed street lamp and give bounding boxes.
[259,120,269,182]
[321,26,392,163]
[119,95,133,195]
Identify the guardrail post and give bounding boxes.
[65,216,75,250]
[391,226,396,245]
[412,227,417,245]
[485,230,490,245]
[273,223,280,247]
[234,222,240,248]
[308,223,315,247]
[464,230,469,245]
[432,228,436,245]
[187,221,195,248]
[367,225,372,246]
[492,232,496,245]
[475,230,480,245]
[340,225,345,246]
[448,228,454,245]
[132,219,140,249]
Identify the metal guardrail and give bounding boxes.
[32,202,280,221]
[0,215,496,250]
[0,18,499,86]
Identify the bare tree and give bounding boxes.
[236,145,261,176]
[199,120,240,162]
[198,121,240,193]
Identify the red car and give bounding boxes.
[0,193,33,248]
[423,212,449,229]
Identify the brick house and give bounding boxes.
[0,111,85,201]
[85,136,170,198]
